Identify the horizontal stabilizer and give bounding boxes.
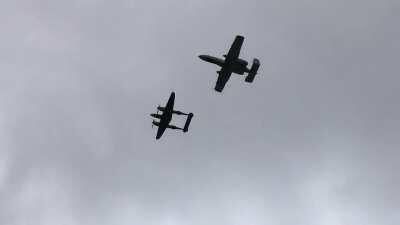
[245,58,260,83]
[183,113,194,133]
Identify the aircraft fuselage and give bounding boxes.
[199,55,250,75]
[159,110,172,129]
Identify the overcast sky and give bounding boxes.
[1,0,400,225]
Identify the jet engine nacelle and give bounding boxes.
[236,58,248,66]
[232,58,249,75]
[157,106,165,111]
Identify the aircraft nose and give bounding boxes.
[198,55,207,60]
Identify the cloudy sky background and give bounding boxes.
[1,0,400,225]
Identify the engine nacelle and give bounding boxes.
[236,58,248,66]
[231,58,249,74]
[152,120,160,126]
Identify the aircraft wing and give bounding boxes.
[225,35,244,61]
[156,124,167,139]
[164,92,175,115]
[215,67,232,92]
[154,92,175,139]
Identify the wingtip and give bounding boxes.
[236,35,245,40]
[214,87,223,92]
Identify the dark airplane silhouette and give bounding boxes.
[199,35,260,92]
[151,92,194,140]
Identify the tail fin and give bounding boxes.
[183,113,194,133]
[245,58,260,83]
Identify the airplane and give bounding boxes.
[150,92,194,140]
[199,35,260,92]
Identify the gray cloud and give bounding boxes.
[0,0,399,225]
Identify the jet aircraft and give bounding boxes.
[151,92,194,140]
[199,35,260,92]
